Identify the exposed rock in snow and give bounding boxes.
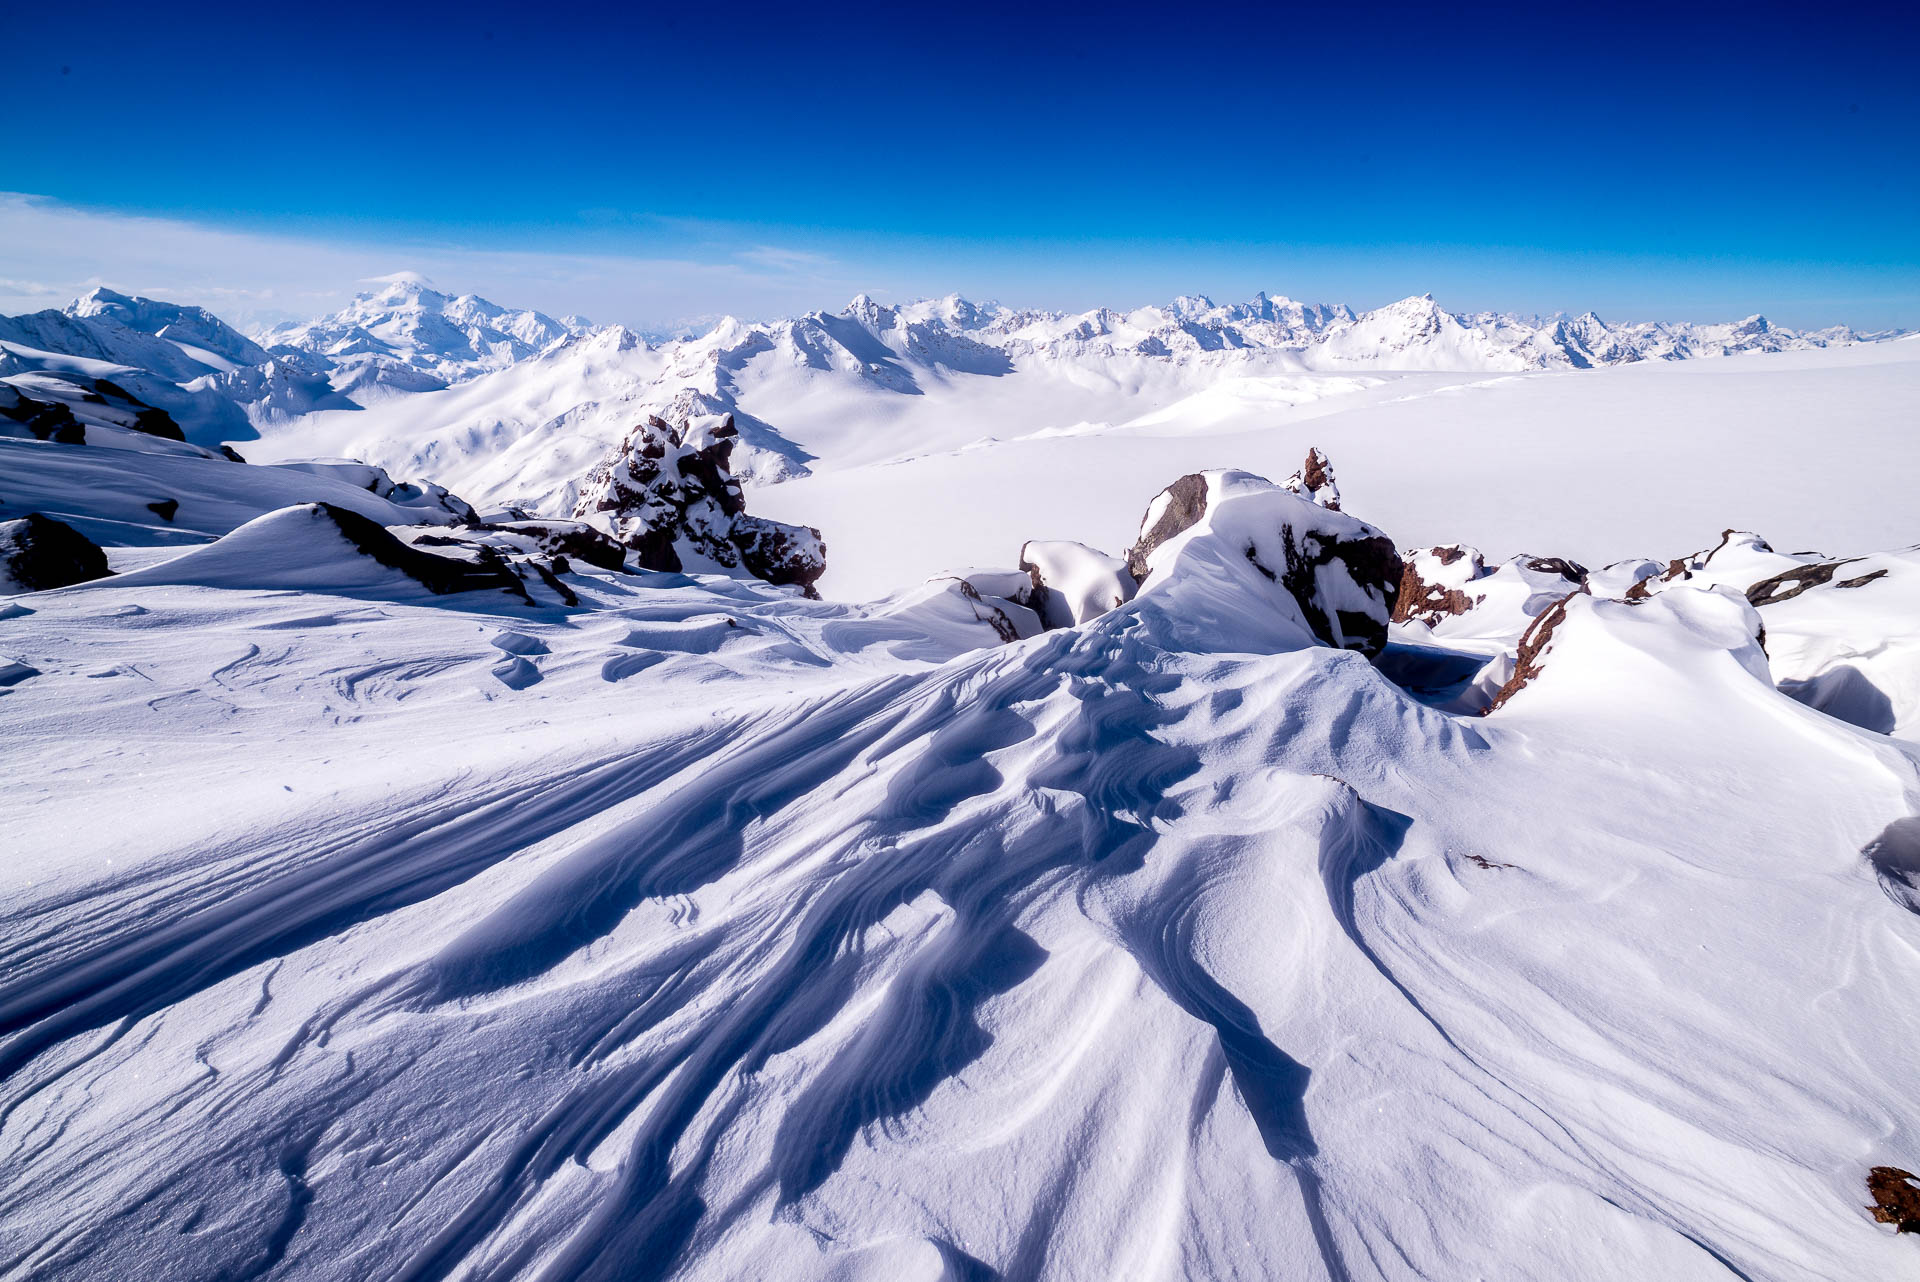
[1281,445,1341,510]
[573,413,825,595]
[0,386,85,443]
[1867,1165,1920,1233]
[1484,590,1581,712]
[1018,539,1136,629]
[1392,544,1487,626]
[1750,545,1920,741]
[909,573,1045,643]
[106,503,532,601]
[1626,529,1812,599]
[269,459,478,524]
[1390,547,1588,647]
[1127,469,1403,655]
[435,518,629,573]
[0,514,112,593]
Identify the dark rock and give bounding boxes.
[574,413,826,596]
[1,394,85,444]
[0,514,113,592]
[1868,1165,1920,1233]
[1515,555,1588,582]
[146,499,180,522]
[1125,470,1403,657]
[1484,591,1582,713]
[1282,446,1341,510]
[316,504,532,603]
[131,407,186,442]
[1746,557,1869,607]
[1393,544,1488,625]
[1124,473,1211,584]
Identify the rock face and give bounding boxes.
[1391,545,1587,642]
[1125,473,1213,584]
[0,515,113,593]
[574,414,825,596]
[1282,446,1341,511]
[1019,540,1136,630]
[0,388,85,444]
[1393,544,1488,625]
[1484,591,1581,712]
[1126,468,1402,656]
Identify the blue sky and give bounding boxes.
[4,0,1916,328]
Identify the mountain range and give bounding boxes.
[2,276,1908,521]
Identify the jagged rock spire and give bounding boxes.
[1283,446,1341,511]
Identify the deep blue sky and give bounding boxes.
[5,0,1917,328]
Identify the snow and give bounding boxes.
[755,338,1920,600]
[1018,540,1133,628]
[2,498,1918,1278]
[2,279,1919,1281]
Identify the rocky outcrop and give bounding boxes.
[1393,544,1487,625]
[1391,544,1587,643]
[1868,1166,1920,1233]
[1126,468,1402,656]
[303,505,533,600]
[467,519,628,572]
[1746,556,1886,607]
[1125,473,1214,585]
[0,388,85,444]
[1282,446,1341,511]
[0,514,113,593]
[574,414,825,596]
[1483,591,1581,712]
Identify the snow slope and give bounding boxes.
[1,485,1917,1279]
[755,338,1920,599]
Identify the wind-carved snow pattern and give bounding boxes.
[4,462,1919,1278]
[4,282,1920,1280]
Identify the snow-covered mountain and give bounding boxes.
[245,286,1906,519]
[0,287,355,442]
[256,272,592,397]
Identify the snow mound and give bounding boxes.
[0,434,479,549]
[1126,469,1403,656]
[1019,539,1136,629]
[1753,546,1920,741]
[104,503,531,601]
[1485,585,1770,715]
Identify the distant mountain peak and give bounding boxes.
[364,270,439,291]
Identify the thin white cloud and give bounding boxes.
[736,245,839,273]
[0,193,865,332]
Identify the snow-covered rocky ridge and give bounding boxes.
[4,415,1919,1279]
[256,272,591,398]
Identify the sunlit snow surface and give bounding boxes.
[3,507,1919,1279]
